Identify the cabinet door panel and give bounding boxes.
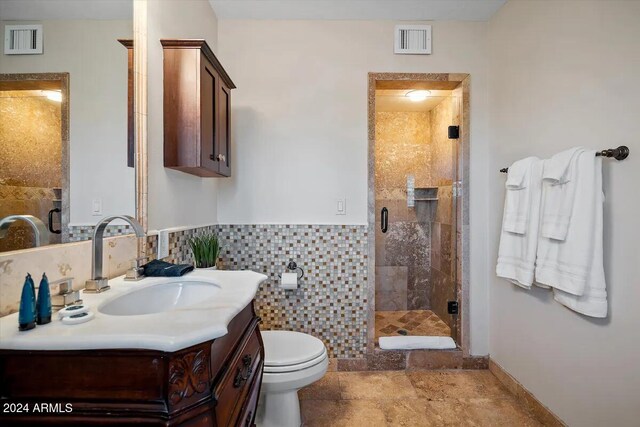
[217,83,231,176]
[200,57,218,172]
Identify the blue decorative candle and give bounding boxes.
[18,274,36,331]
[36,273,52,325]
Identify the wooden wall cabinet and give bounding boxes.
[0,303,264,426]
[162,39,235,177]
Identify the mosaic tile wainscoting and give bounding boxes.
[68,224,135,242]
[145,225,219,264]
[145,224,369,359]
[217,225,368,359]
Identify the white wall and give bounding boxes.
[216,20,491,355]
[0,20,134,225]
[146,0,219,231]
[488,1,640,425]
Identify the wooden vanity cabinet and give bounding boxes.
[162,39,235,177]
[0,302,264,426]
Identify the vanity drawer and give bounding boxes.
[237,367,263,427]
[210,303,254,382]
[214,327,262,427]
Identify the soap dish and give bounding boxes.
[61,311,94,325]
[58,304,90,319]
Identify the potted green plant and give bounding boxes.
[188,233,221,269]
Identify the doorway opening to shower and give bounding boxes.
[367,73,469,353]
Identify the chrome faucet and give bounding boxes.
[0,215,50,247]
[85,215,145,293]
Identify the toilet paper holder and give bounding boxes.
[278,260,305,280]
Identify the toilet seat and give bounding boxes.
[263,349,327,373]
[261,330,326,371]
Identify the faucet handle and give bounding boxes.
[50,277,75,294]
[130,256,149,268]
[125,256,148,281]
[50,277,82,309]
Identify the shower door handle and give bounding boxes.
[48,208,61,234]
[381,207,388,233]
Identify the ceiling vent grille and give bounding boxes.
[394,24,431,55]
[4,25,43,55]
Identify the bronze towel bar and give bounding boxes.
[499,146,629,173]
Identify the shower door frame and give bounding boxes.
[367,73,471,356]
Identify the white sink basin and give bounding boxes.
[99,281,221,316]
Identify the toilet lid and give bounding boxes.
[262,330,326,367]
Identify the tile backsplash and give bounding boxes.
[147,224,369,358]
[218,224,368,359]
[68,224,134,242]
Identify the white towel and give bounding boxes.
[503,157,538,234]
[378,336,457,350]
[535,150,602,298]
[496,157,544,289]
[540,147,584,240]
[552,156,607,317]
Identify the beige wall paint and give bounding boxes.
[145,0,220,231]
[488,1,640,425]
[216,20,491,354]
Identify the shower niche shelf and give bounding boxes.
[409,187,439,206]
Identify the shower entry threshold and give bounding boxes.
[378,335,457,351]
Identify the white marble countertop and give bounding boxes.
[0,270,267,352]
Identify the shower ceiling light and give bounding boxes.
[42,90,62,102]
[405,90,431,102]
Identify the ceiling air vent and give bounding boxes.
[394,24,431,55]
[4,24,43,55]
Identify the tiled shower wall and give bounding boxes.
[0,91,62,251]
[146,224,369,358]
[374,112,433,311]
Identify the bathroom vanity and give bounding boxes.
[0,271,267,426]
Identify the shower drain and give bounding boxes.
[397,329,408,336]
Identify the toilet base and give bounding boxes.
[256,390,301,427]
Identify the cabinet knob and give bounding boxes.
[217,154,226,163]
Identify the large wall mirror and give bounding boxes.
[0,0,135,252]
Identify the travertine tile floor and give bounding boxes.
[376,310,452,343]
[300,370,544,426]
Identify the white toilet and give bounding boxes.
[256,330,328,427]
